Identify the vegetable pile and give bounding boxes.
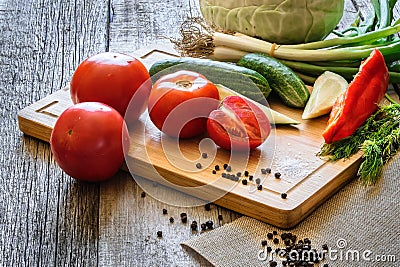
[166,0,400,185]
[171,3,400,85]
[50,0,400,185]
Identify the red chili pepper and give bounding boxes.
[322,49,389,144]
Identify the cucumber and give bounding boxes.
[149,57,271,104]
[237,53,310,108]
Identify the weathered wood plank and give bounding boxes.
[108,0,201,54]
[0,0,108,266]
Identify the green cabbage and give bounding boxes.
[199,0,345,44]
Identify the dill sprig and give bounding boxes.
[318,101,400,185]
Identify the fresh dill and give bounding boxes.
[318,99,400,185]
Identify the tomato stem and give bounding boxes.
[176,80,193,89]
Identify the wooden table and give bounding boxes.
[0,0,398,266]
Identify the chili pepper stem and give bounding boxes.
[385,93,398,105]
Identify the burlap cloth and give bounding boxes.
[182,153,400,267]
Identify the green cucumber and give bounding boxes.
[237,53,310,108]
[149,57,271,104]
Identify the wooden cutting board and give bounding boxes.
[17,43,362,228]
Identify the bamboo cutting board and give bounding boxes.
[18,43,362,228]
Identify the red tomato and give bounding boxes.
[70,52,151,123]
[148,70,220,138]
[207,96,271,151]
[50,102,130,182]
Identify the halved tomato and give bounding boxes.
[207,96,271,151]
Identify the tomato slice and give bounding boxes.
[207,96,271,151]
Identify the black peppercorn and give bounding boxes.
[215,165,220,171]
[200,223,207,230]
[157,231,163,238]
[162,208,168,215]
[223,163,228,170]
[284,239,291,246]
[196,163,202,169]
[141,192,146,198]
[281,193,288,199]
[266,246,272,252]
[281,233,288,240]
[242,179,248,185]
[265,168,271,174]
[236,172,241,177]
[269,260,278,267]
[212,170,217,174]
[261,168,267,174]
[218,214,223,220]
[255,178,261,184]
[205,203,211,211]
[190,223,198,231]
[180,213,187,223]
[249,175,253,181]
[202,152,208,159]
[169,217,174,223]
[257,184,262,190]
[205,220,214,229]
[222,173,227,178]
[273,230,278,235]
[275,172,281,179]
[267,233,273,239]
[226,165,232,172]
[261,240,268,247]
[244,171,249,177]
[273,237,279,244]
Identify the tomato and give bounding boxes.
[50,102,130,182]
[207,96,271,151]
[70,52,151,123]
[148,70,220,138]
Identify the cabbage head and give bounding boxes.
[199,0,345,44]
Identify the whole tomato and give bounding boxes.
[50,102,130,182]
[70,52,151,123]
[207,96,271,151]
[148,70,219,138]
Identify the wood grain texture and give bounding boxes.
[2,0,399,266]
[0,0,108,266]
